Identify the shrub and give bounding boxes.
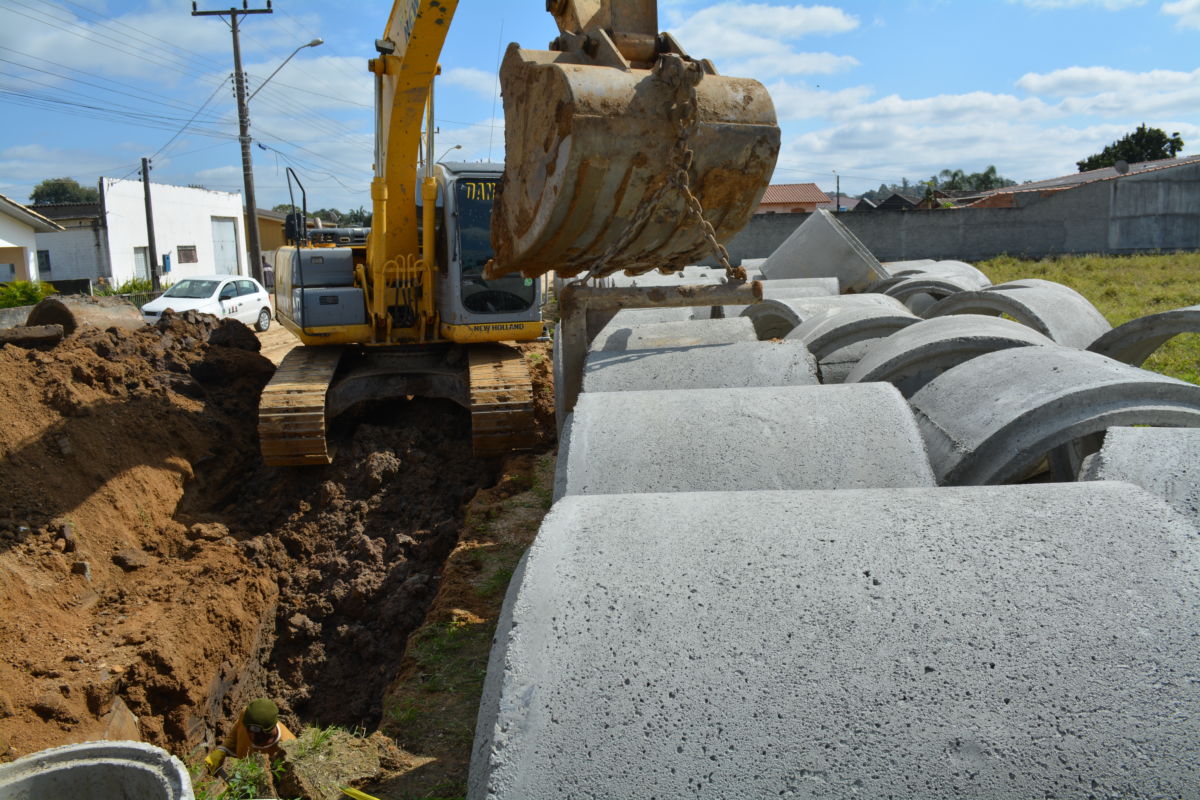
[0,280,56,308]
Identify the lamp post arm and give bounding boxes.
[248,39,322,102]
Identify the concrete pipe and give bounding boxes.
[785,305,920,363]
[590,317,757,352]
[846,315,1058,397]
[909,346,1200,485]
[1079,426,1200,528]
[1087,304,1200,366]
[26,295,145,335]
[583,340,819,394]
[716,277,840,319]
[741,294,909,340]
[470,483,1200,799]
[883,273,991,316]
[556,384,935,499]
[923,280,1111,349]
[0,741,193,800]
[759,209,889,291]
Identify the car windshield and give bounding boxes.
[162,280,219,299]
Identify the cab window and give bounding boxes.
[236,280,257,296]
[455,178,535,314]
[219,283,237,301]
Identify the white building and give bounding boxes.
[0,193,63,282]
[34,178,248,286]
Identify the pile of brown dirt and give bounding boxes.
[0,313,555,777]
[0,311,276,756]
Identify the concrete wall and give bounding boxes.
[102,179,246,284]
[717,162,1200,264]
[35,224,108,282]
[0,212,37,281]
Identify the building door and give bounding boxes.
[133,247,150,281]
[211,217,239,275]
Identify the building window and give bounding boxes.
[37,250,51,276]
[177,245,198,264]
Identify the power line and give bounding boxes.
[3,1,221,82]
[149,79,233,162]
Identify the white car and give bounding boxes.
[141,275,274,331]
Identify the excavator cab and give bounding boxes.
[432,163,542,343]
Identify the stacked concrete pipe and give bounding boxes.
[477,247,1200,799]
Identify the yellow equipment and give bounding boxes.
[259,0,780,466]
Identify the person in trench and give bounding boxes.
[203,698,296,776]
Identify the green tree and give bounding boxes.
[29,177,99,205]
[1077,124,1184,172]
[938,168,968,190]
[342,205,372,226]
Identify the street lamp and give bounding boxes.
[249,39,323,101]
[438,144,463,162]
[239,38,323,282]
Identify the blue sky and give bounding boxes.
[1,0,1198,211]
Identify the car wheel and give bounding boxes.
[255,308,272,332]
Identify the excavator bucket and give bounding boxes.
[490,41,779,280]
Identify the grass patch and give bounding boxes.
[978,252,1200,385]
[375,454,556,800]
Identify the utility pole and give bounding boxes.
[192,2,273,283]
[833,169,841,213]
[141,157,161,291]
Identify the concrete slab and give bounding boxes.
[590,317,757,352]
[923,280,1112,349]
[846,315,1058,397]
[470,483,1200,799]
[583,340,819,394]
[760,209,889,291]
[1088,304,1200,366]
[909,347,1200,485]
[741,294,910,339]
[1080,427,1200,527]
[556,384,935,498]
[0,741,193,800]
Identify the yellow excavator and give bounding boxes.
[258,0,780,466]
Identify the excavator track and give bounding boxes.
[468,343,537,457]
[258,347,344,467]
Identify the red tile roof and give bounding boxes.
[759,183,830,205]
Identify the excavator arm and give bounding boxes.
[367,0,779,286]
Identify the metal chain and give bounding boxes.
[664,57,746,283]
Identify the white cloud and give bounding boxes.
[667,3,859,77]
[766,81,874,120]
[836,91,1056,125]
[441,67,499,100]
[1008,0,1146,8]
[1162,0,1200,27]
[1017,66,1200,96]
[731,52,858,79]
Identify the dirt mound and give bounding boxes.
[0,311,275,756]
[0,313,551,771]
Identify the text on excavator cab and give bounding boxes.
[462,181,496,202]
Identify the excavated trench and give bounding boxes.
[227,399,499,730]
[0,314,540,764]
